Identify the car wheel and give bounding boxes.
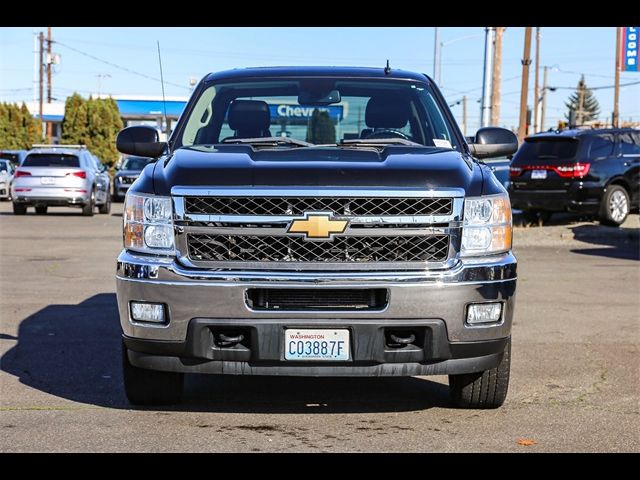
[81,190,95,217]
[35,206,48,215]
[12,203,27,215]
[449,338,511,409]
[98,191,111,214]
[599,185,629,227]
[122,341,184,405]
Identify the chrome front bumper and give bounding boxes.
[116,250,517,343]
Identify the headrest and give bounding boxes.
[365,95,410,129]
[228,100,271,133]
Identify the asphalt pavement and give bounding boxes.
[0,201,638,452]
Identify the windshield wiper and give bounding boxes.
[222,137,314,147]
[339,138,424,147]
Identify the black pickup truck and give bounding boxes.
[115,67,519,408]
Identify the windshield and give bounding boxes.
[176,78,460,150]
[121,156,152,171]
[23,154,81,168]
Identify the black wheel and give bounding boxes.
[12,203,27,215]
[122,341,183,405]
[449,338,511,409]
[81,190,95,217]
[98,191,111,214]
[599,185,629,227]
[522,209,551,226]
[112,192,121,203]
[35,205,48,215]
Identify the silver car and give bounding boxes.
[0,159,15,200]
[11,145,111,216]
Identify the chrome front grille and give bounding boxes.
[188,234,449,263]
[185,196,453,216]
[173,188,464,271]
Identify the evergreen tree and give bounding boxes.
[61,93,123,166]
[0,102,42,149]
[565,75,600,125]
[306,109,336,144]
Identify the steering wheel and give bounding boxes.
[364,129,410,140]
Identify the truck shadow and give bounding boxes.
[570,224,639,261]
[0,294,450,413]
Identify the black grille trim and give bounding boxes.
[246,288,389,311]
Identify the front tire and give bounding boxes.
[449,338,511,409]
[521,209,551,226]
[122,341,184,405]
[599,185,629,227]
[12,203,27,215]
[35,205,48,215]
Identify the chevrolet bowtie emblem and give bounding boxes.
[287,212,348,241]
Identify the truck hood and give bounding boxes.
[151,145,484,196]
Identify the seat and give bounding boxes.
[227,100,272,139]
[363,95,411,139]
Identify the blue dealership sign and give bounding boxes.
[621,27,639,72]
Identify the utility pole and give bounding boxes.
[38,31,44,141]
[541,66,548,131]
[480,27,496,127]
[462,95,468,136]
[613,27,621,128]
[490,27,505,126]
[46,27,52,142]
[433,27,441,83]
[533,27,541,133]
[517,27,533,142]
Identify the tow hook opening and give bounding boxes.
[385,329,424,349]
[212,329,249,349]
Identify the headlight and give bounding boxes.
[461,193,512,256]
[124,192,174,254]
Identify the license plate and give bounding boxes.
[531,169,547,180]
[284,329,350,361]
[40,177,55,185]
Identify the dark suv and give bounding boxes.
[508,128,640,226]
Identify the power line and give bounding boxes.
[551,80,640,91]
[53,40,190,91]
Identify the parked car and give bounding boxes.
[112,155,154,202]
[11,145,111,216]
[116,66,518,408]
[0,149,28,168]
[509,128,640,226]
[0,159,16,200]
[483,155,511,190]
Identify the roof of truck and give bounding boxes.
[205,66,431,84]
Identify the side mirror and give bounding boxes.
[468,127,518,159]
[116,126,167,158]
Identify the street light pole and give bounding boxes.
[480,27,495,127]
[433,27,440,83]
[540,66,548,131]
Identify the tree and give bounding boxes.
[61,93,123,166]
[565,75,600,125]
[0,102,42,149]
[306,109,336,144]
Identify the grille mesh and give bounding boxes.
[184,196,452,216]
[187,234,449,263]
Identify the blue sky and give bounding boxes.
[1,27,639,133]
